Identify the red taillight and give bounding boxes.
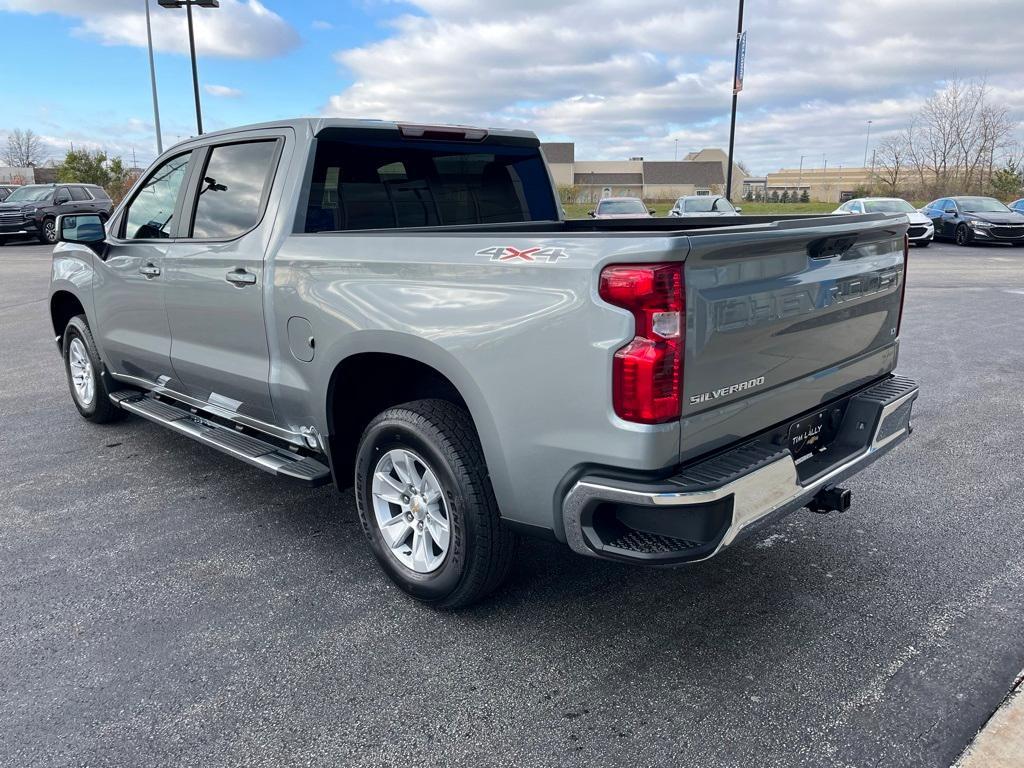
[897,233,909,336]
[599,263,684,424]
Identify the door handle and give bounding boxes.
[139,263,161,278]
[225,268,257,286]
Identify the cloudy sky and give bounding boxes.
[1,0,1021,174]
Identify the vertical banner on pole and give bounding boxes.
[733,31,747,95]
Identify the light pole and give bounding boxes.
[158,0,219,136]
[797,154,806,199]
[863,119,873,168]
[145,0,163,155]
[725,0,745,201]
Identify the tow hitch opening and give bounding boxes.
[808,486,852,514]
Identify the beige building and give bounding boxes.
[541,143,745,202]
[758,166,877,204]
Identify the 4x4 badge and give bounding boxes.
[477,246,569,263]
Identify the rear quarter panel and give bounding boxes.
[267,231,687,536]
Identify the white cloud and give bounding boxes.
[0,0,300,59]
[311,19,333,30]
[323,0,1024,172]
[205,83,243,98]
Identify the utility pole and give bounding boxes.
[797,154,806,198]
[145,0,163,154]
[725,0,745,201]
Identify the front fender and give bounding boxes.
[49,243,97,340]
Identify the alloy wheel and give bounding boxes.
[371,448,451,573]
[68,337,95,406]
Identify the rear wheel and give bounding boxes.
[954,224,971,246]
[63,315,119,423]
[354,399,516,608]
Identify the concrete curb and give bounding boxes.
[955,669,1024,767]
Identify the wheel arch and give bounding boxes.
[321,343,511,512]
[50,289,86,351]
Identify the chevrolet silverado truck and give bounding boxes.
[48,118,919,608]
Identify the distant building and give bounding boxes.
[763,166,876,203]
[541,143,745,202]
[0,167,35,185]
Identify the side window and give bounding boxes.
[70,186,91,201]
[190,140,278,239]
[55,186,72,204]
[124,152,192,240]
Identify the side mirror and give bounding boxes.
[734,206,743,213]
[944,208,957,215]
[588,210,596,217]
[648,209,656,215]
[57,213,105,245]
[54,195,71,205]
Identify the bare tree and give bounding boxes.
[4,129,46,167]
[874,135,908,196]
[903,78,1018,197]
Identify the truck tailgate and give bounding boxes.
[680,214,908,460]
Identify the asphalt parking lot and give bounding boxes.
[1,238,1023,768]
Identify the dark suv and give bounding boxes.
[0,184,113,245]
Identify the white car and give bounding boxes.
[589,197,654,219]
[835,197,934,247]
[668,195,740,217]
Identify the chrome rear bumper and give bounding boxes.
[562,376,919,564]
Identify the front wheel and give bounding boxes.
[954,224,972,246]
[38,217,58,244]
[354,399,516,608]
[63,315,120,423]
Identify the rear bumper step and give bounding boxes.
[562,375,919,564]
[109,391,331,486]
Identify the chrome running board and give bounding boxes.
[109,391,331,486]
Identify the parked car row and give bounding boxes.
[586,194,1024,249]
[835,195,1024,247]
[589,195,739,219]
[0,183,113,245]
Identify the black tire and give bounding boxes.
[354,399,516,609]
[62,315,120,423]
[38,217,57,245]
[954,224,971,246]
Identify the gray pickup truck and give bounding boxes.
[48,118,918,607]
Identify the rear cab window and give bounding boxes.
[303,133,558,232]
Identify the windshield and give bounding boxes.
[863,199,916,213]
[5,186,53,203]
[598,199,647,215]
[683,197,733,213]
[958,197,1010,213]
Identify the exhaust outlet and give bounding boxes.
[808,486,852,514]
